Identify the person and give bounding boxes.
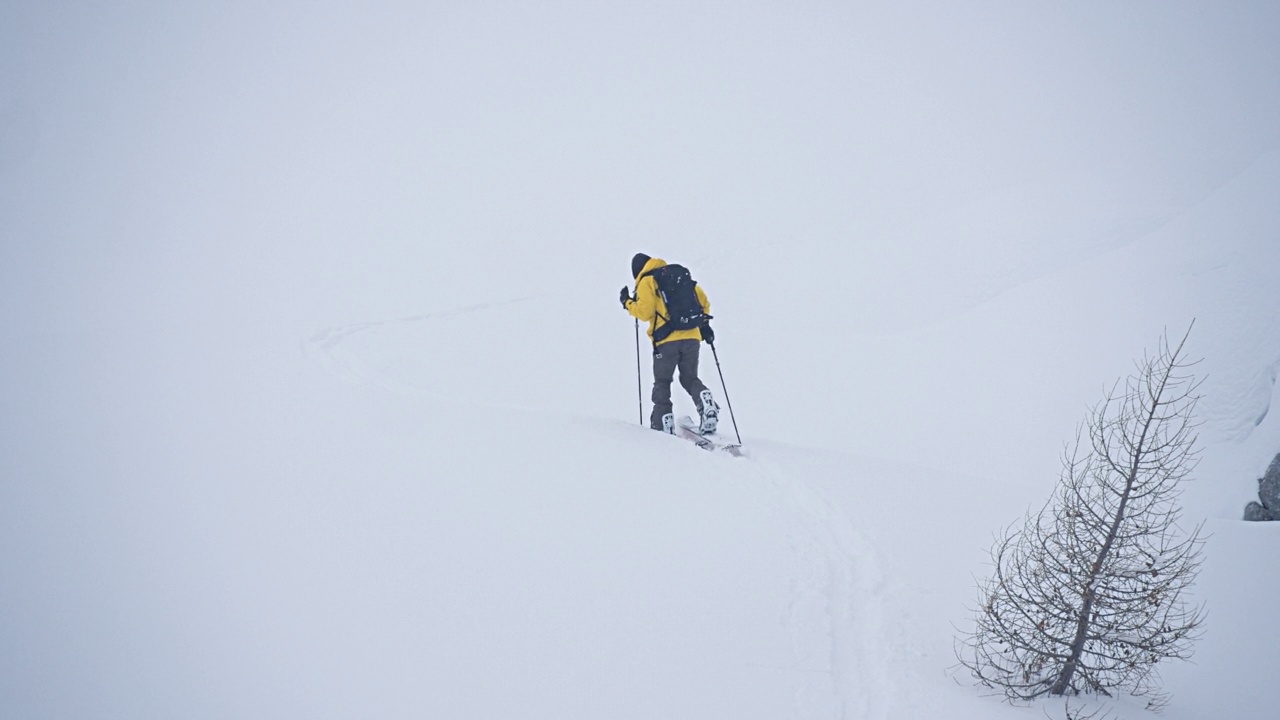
[620,253,721,435]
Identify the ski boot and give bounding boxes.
[697,390,720,435]
[659,413,675,434]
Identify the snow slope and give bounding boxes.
[3,3,1280,719]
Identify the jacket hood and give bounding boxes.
[637,256,666,279]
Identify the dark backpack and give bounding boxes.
[642,264,712,343]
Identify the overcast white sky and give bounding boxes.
[3,5,1279,718]
[3,1,1278,343]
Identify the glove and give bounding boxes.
[700,322,715,343]
[619,286,631,309]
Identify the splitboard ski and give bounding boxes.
[676,415,743,457]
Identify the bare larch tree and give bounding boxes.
[959,327,1205,704]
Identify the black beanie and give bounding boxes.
[631,253,651,278]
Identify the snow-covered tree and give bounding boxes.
[959,328,1205,704]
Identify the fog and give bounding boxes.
[3,3,1280,718]
[4,2,1277,341]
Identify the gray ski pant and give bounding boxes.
[650,339,710,430]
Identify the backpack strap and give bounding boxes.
[636,268,669,326]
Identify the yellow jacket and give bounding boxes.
[624,257,711,345]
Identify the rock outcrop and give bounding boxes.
[1243,453,1280,521]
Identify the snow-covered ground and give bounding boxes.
[3,3,1279,719]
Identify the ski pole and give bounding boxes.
[635,318,644,425]
[708,340,741,444]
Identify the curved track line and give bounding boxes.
[751,452,891,719]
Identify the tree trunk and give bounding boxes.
[1048,357,1172,695]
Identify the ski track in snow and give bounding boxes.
[301,298,532,395]
[305,307,896,719]
[749,452,891,720]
